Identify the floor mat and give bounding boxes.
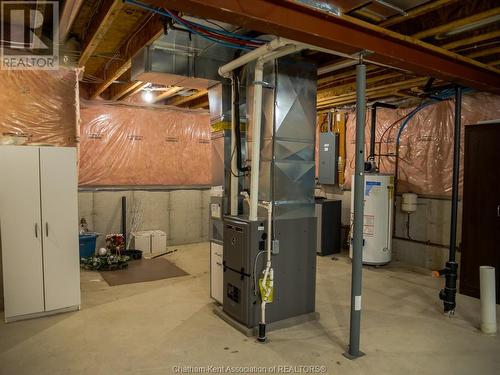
[100,258,188,286]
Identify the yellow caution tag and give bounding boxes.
[259,277,274,303]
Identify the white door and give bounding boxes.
[39,147,80,311]
[0,146,45,319]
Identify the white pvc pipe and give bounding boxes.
[258,201,273,325]
[480,266,497,335]
[218,37,293,78]
[249,60,264,221]
[248,45,303,221]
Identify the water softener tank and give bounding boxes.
[349,173,394,265]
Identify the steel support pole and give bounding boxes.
[344,62,366,360]
[439,86,462,313]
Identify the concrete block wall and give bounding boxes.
[78,189,210,249]
[322,186,461,270]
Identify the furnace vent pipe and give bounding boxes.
[218,37,293,78]
[480,266,497,335]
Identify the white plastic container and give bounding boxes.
[151,230,167,253]
[349,173,394,265]
[131,230,154,254]
[480,266,497,335]
[401,193,418,213]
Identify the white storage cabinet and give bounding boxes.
[0,146,81,322]
[210,242,223,304]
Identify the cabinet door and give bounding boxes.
[0,146,45,319]
[210,242,223,304]
[39,147,80,311]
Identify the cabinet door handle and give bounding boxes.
[35,223,38,238]
[497,205,500,217]
[45,222,49,237]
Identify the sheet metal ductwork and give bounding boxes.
[246,57,317,219]
[131,29,235,89]
[222,56,318,331]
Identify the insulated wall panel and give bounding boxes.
[340,92,500,196]
[79,102,210,186]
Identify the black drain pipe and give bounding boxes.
[121,196,127,248]
[439,86,462,313]
[233,70,249,173]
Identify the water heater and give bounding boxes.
[349,173,394,265]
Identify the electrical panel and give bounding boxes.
[318,132,339,185]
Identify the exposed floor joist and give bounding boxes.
[411,7,500,40]
[145,0,500,94]
[78,0,124,67]
[441,30,500,50]
[59,0,85,43]
[379,0,459,28]
[168,90,209,107]
[123,82,149,100]
[152,87,184,104]
[110,81,146,100]
[89,14,164,99]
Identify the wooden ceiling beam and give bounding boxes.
[59,0,85,42]
[318,65,380,87]
[89,14,164,99]
[78,0,125,67]
[152,86,184,104]
[149,0,499,93]
[110,81,145,100]
[412,7,500,40]
[466,46,500,59]
[318,72,405,100]
[122,82,149,100]
[318,77,428,106]
[380,0,458,27]
[319,8,499,92]
[191,99,209,109]
[168,89,209,107]
[442,30,500,51]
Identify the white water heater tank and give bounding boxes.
[349,173,394,265]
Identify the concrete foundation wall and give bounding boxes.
[322,186,461,270]
[78,189,210,249]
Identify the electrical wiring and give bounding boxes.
[230,143,248,178]
[253,251,266,296]
[123,0,264,50]
[201,18,231,33]
[376,103,423,166]
[163,8,262,48]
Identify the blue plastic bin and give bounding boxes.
[79,233,98,258]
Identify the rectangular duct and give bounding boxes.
[246,57,317,219]
[131,30,236,89]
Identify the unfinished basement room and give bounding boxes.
[1,0,500,374]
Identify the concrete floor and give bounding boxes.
[1,242,499,375]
